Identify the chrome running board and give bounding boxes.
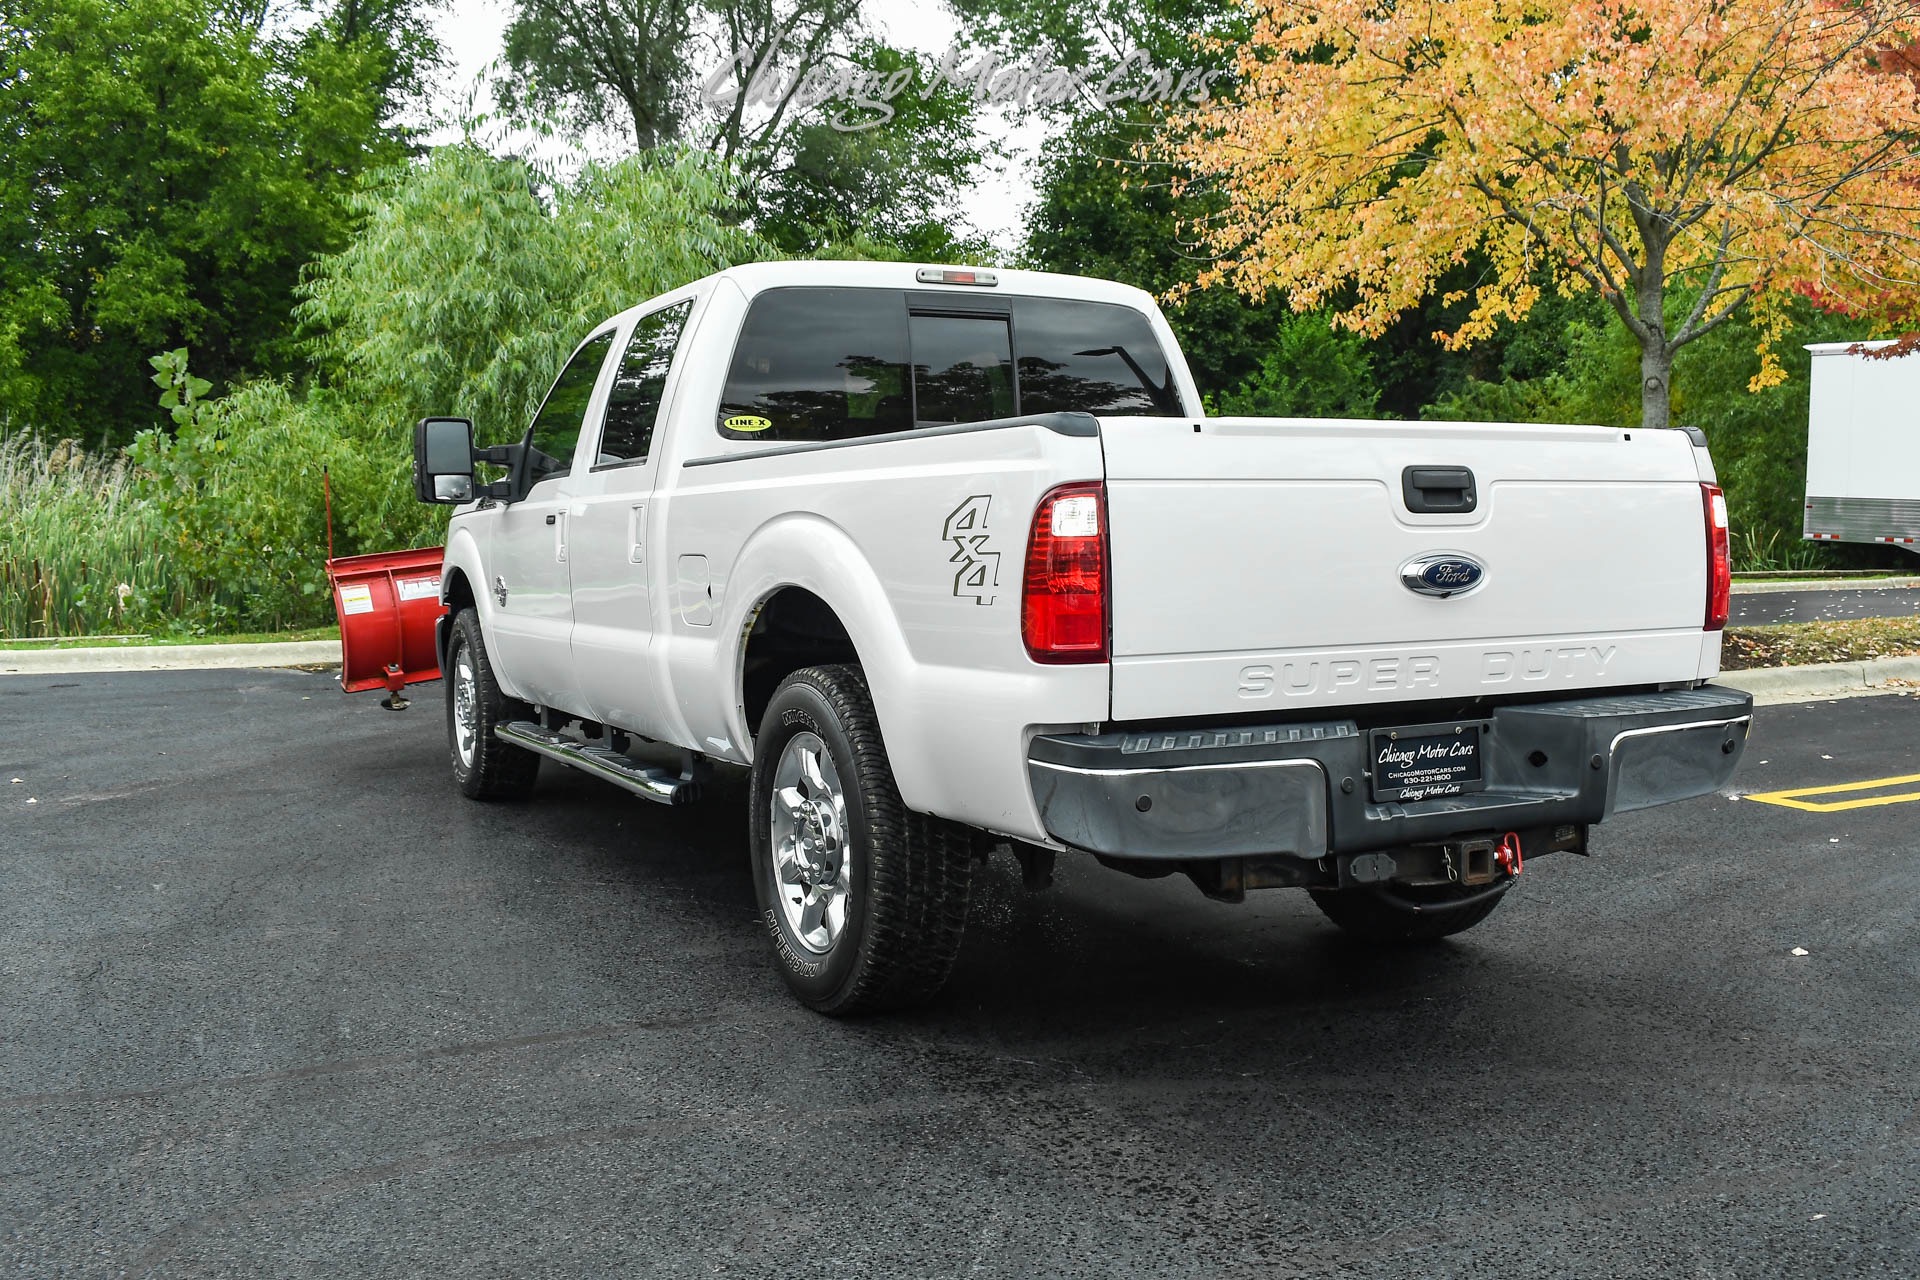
[496,721,699,806]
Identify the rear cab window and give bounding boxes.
[717,288,1179,443]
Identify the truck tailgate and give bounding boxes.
[1101,417,1712,721]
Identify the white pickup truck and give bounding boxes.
[410,260,1752,1014]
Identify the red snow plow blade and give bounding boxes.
[326,547,445,697]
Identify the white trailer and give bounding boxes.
[1804,340,1920,555]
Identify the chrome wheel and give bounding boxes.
[452,648,479,770]
[769,731,852,954]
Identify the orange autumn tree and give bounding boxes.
[1165,0,1920,429]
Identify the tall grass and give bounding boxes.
[1731,526,1832,574]
[0,435,238,637]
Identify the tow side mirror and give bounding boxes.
[413,417,475,504]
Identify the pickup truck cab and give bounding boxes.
[412,260,1752,1014]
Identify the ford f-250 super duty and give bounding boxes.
[410,260,1752,1015]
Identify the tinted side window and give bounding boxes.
[527,331,615,482]
[599,301,692,464]
[909,313,1014,427]
[719,289,910,442]
[1012,298,1180,416]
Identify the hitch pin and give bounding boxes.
[1494,830,1524,878]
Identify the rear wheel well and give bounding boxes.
[742,589,858,736]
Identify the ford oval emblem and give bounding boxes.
[1401,553,1486,598]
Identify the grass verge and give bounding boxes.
[1723,617,1920,671]
[0,626,339,652]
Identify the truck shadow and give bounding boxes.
[508,760,1711,1090]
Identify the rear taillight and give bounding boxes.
[1022,482,1108,663]
[1703,483,1730,631]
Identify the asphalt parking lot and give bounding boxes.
[3,670,1918,1278]
[1730,584,1920,626]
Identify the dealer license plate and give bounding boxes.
[1368,722,1486,802]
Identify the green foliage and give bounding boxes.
[1422,301,1629,428]
[296,0,448,133]
[1730,528,1828,574]
[1024,127,1301,398]
[130,375,412,631]
[951,0,1238,73]
[0,0,433,445]
[299,145,773,445]
[750,43,992,258]
[1670,302,1870,561]
[1424,290,1906,571]
[1211,312,1378,418]
[496,3,991,257]
[0,434,232,637]
[150,350,216,428]
[112,145,772,632]
[499,0,693,149]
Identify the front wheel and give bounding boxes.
[1308,880,1511,943]
[748,665,972,1015]
[445,607,540,801]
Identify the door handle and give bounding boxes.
[1402,465,1477,514]
[545,513,556,525]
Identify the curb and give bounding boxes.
[0,640,341,676]
[4,640,1915,706]
[1717,655,1920,705]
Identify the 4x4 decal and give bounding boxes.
[942,496,1000,605]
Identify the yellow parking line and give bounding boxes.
[1746,772,1920,812]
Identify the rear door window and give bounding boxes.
[718,289,909,442]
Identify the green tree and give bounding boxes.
[496,1,988,255]
[298,146,774,441]
[132,146,774,630]
[958,0,1268,395]
[0,0,428,443]
[300,0,447,132]
[498,0,695,150]
[949,0,1232,81]
[1023,121,1303,398]
[748,43,989,257]
[1424,291,1885,566]
[1213,312,1378,418]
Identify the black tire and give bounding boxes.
[445,607,541,801]
[1308,880,1511,943]
[749,664,972,1015]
